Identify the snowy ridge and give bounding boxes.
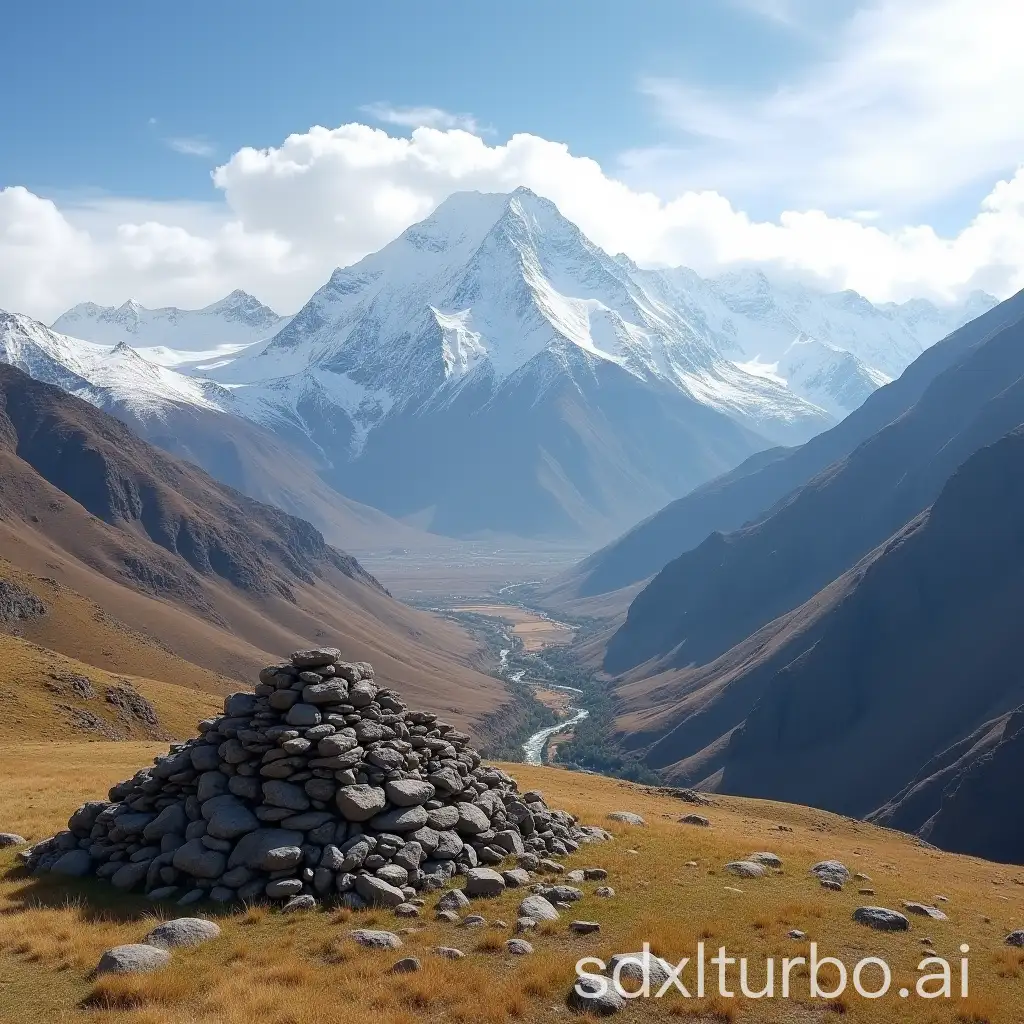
[53,290,289,368]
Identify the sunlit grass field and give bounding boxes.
[1,742,1022,1023]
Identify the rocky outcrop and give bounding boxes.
[23,648,600,906]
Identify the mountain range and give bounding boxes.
[0,363,506,737]
[1,188,993,543]
[557,287,1024,864]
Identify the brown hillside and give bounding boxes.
[0,365,506,735]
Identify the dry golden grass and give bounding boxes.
[2,748,1023,1023]
[0,635,222,745]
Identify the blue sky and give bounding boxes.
[4,0,838,208]
[1,0,1023,320]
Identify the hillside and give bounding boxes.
[604,290,1024,674]
[0,365,507,735]
[714,427,1024,821]
[538,288,1024,616]
[2,746,1023,1024]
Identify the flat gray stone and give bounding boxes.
[336,785,387,822]
[370,806,428,833]
[903,902,948,921]
[95,944,171,977]
[203,796,260,840]
[678,814,710,827]
[748,852,782,868]
[283,894,317,913]
[171,839,226,879]
[571,920,601,934]
[454,802,490,835]
[266,878,303,899]
[724,861,766,878]
[853,906,910,931]
[291,648,341,669]
[606,811,645,826]
[391,956,422,973]
[465,867,506,898]
[355,873,406,907]
[434,946,465,959]
[50,849,93,877]
[261,780,310,812]
[437,888,471,912]
[518,894,560,920]
[228,829,304,871]
[145,918,221,949]
[350,928,402,949]
[505,938,533,954]
[502,868,531,888]
[385,778,436,807]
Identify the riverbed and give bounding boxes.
[452,602,589,764]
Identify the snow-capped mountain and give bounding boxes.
[7,188,996,542]
[52,290,288,368]
[631,263,993,414]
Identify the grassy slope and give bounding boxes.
[1,743,1022,1024]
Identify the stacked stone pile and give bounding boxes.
[23,648,605,907]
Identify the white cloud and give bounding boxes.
[635,0,1024,215]
[2,121,1023,324]
[166,136,216,158]
[361,102,482,134]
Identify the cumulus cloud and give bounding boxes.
[635,0,1024,214]
[2,121,1023,323]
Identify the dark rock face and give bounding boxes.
[716,427,1024,820]
[24,649,598,904]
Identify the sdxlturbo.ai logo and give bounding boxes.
[575,943,971,1002]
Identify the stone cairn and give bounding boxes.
[23,648,605,908]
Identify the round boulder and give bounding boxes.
[94,943,171,977]
[853,906,911,932]
[336,785,387,822]
[145,918,221,949]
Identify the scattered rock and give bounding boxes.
[515,916,537,932]
[595,886,615,898]
[748,852,782,868]
[391,956,422,973]
[788,929,806,940]
[811,861,851,885]
[858,888,876,896]
[283,895,317,913]
[94,944,171,976]
[434,946,466,959]
[1004,931,1024,947]
[461,914,487,927]
[0,833,27,848]
[820,879,844,892]
[903,902,948,921]
[349,929,403,949]
[436,910,460,923]
[606,812,645,826]
[502,868,531,888]
[607,951,675,989]
[568,974,625,1016]
[853,907,910,932]
[394,903,420,917]
[678,814,710,827]
[465,866,506,898]
[724,861,766,878]
[571,920,601,934]
[519,894,560,921]
[505,938,533,955]
[437,888,471,912]
[144,918,221,949]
